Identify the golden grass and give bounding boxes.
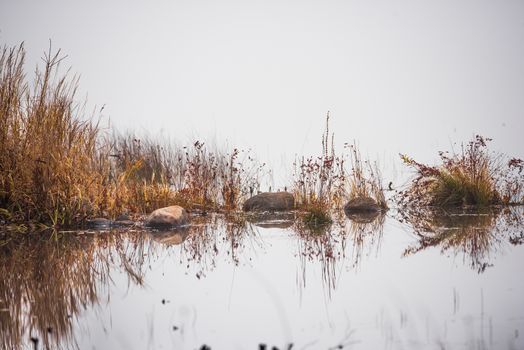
[0,44,264,228]
[399,136,524,208]
[0,44,105,225]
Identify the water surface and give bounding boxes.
[1,208,523,349]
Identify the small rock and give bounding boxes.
[243,192,295,212]
[145,206,189,227]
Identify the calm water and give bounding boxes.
[1,208,523,350]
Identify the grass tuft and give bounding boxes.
[399,135,524,208]
[292,112,387,227]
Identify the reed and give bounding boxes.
[292,113,346,226]
[0,44,105,226]
[345,141,387,209]
[292,113,387,226]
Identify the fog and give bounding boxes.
[2,0,523,186]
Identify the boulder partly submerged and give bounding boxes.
[145,205,189,228]
[344,197,382,213]
[242,192,295,212]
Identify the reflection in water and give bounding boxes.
[247,211,296,229]
[294,211,386,296]
[346,211,386,270]
[174,214,262,270]
[0,231,149,350]
[0,215,261,350]
[0,208,522,349]
[400,206,524,272]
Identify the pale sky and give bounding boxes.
[1,0,523,186]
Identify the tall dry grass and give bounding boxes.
[0,44,105,225]
[104,136,264,214]
[0,43,264,227]
[345,141,387,208]
[292,113,387,225]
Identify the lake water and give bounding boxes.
[1,208,523,350]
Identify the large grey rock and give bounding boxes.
[145,205,189,227]
[344,197,381,212]
[242,192,295,212]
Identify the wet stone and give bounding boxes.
[145,205,189,227]
[242,192,295,212]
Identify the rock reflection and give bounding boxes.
[401,206,524,272]
[158,214,262,274]
[246,211,296,229]
[346,211,386,269]
[0,230,150,350]
[150,228,189,245]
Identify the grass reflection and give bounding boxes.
[400,206,524,272]
[0,230,150,350]
[293,210,386,296]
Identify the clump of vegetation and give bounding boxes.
[292,113,345,225]
[292,113,387,226]
[301,203,333,227]
[345,141,387,209]
[0,43,264,228]
[399,135,524,208]
[100,134,181,216]
[106,135,263,214]
[179,141,263,211]
[0,44,106,226]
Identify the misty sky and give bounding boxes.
[1,0,523,186]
